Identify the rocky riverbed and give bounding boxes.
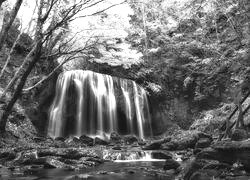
[0,130,250,180]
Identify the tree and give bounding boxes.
[0,0,44,132]
[0,0,127,133]
[0,0,23,51]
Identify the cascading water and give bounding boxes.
[48,70,152,139]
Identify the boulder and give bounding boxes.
[151,151,172,159]
[123,135,138,144]
[185,159,230,180]
[138,139,146,146]
[171,131,213,150]
[55,137,66,142]
[193,148,202,155]
[231,129,248,141]
[15,150,38,164]
[72,137,81,143]
[142,141,161,150]
[64,137,85,147]
[0,149,16,161]
[163,159,180,170]
[143,138,171,150]
[183,159,223,180]
[110,132,122,143]
[197,140,250,172]
[94,137,109,145]
[195,138,212,149]
[112,146,122,150]
[197,132,213,141]
[43,157,69,169]
[189,169,220,180]
[80,157,104,165]
[196,147,235,164]
[33,136,47,142]
[161,141,178,150]
[79,135,94,146]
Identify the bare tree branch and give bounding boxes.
[0,0,23,51]
[0,24,23,79]
[71,1,127,21]
[41,0,58,23]
[23,36,97,92]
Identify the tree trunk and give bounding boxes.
[0,0,44,133]
[0,0,23,51]
[0,41,42,132]
[0,45,37,100]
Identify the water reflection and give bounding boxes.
[4,161,175,180]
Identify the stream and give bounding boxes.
[1,160,173,180]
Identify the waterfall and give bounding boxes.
[48,70,152,139]
[103,150,166,162]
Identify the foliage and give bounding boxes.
[127,0,250,102]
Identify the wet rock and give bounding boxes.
[196,147,235,164]
[174,137,198,150]
[0,149,16,161]
[161,141,178,150]
[231,129,248,141]
[112,146,122,150]
[29,165,44,169]
[189,169,220,180]
[94,137,109,145]
[43,157,68,169]
[193,148,202,155]
[72,137,81,143]
[79,135,94,146]
[80,157,104,164]
[197,140,250,172]
[203,162,230,170]
[188,161,231,180]
[33,136,46,142]
[225,176,250,180]
[128,170,136,174]
[55,137,65,142]
[123,135,138,144]
[110,132,122,143]
[195,138,212,149]
[138,140,146,146]
[151,151,172,159]
[163,159,180,170]
[15,150,38,165]
[8,166,16,171]
[64,137,85,147]
[171,131,213,151]
[177,150,193,161]
[143,142,161,150]
[197,132,213,141]
[143,138,171,150]
[184,159,218,180]
[38,148,99,160]
[97,171,108,175]
[69,174,93,179]
[53,140,67,148]
[23,165,44,175]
